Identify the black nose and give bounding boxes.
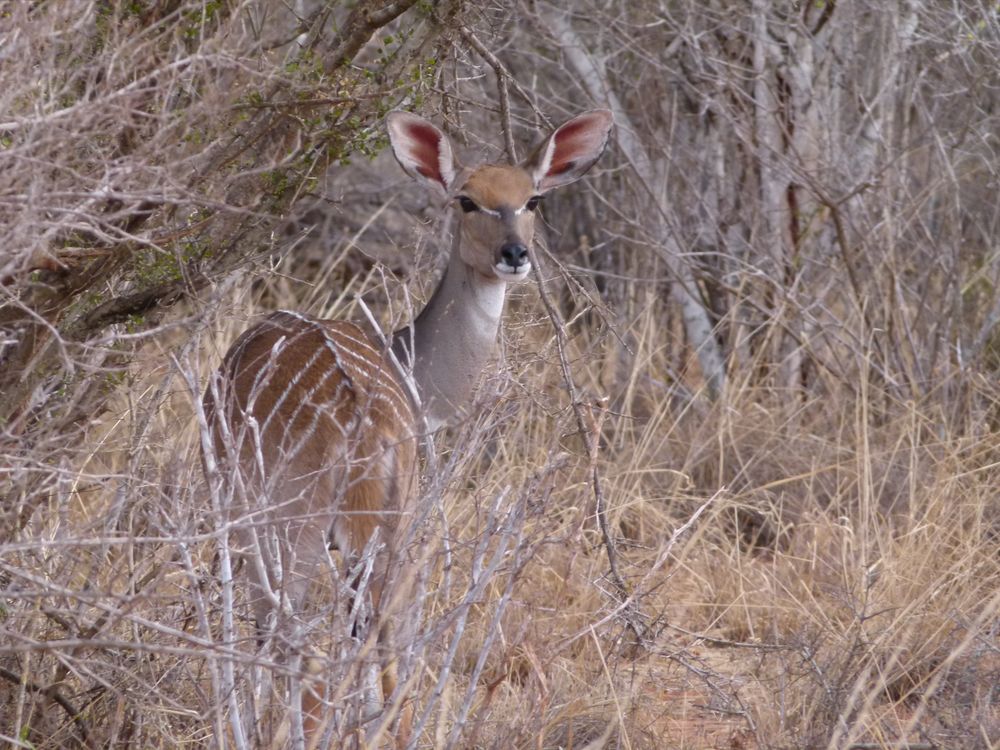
[500,242,529,268]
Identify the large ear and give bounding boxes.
[524,109,613,193]
[386,111,457,196]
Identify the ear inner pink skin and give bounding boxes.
[406,122,446,186]
[548,159,577,177]
[548,116,606,175]
[529,110,613,192]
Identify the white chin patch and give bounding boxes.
[494,262,532,281]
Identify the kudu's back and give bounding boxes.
[203,310,417,621]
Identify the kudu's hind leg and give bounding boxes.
[362,548,422,750]
[242,513,338,749]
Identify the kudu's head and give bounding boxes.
[386,109,614,282]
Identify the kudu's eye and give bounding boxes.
[525,195,542,212]
[458,196,478,213]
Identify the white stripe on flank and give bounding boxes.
[222,310,413,483]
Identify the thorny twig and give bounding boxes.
[560,492,719,648]
[0,666,90,748]
[529,261,648,647]
[458,26,561,159]
[458,26,517,162]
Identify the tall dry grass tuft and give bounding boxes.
[4,203,999,746]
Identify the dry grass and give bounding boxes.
[3,237,997,748]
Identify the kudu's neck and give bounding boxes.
[391,229,508,431]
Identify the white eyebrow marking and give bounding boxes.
[459,195,501,218]
[514,197,540,216]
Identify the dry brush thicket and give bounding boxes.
[2,1,999,748]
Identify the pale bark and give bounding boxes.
[545,9,727,399]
